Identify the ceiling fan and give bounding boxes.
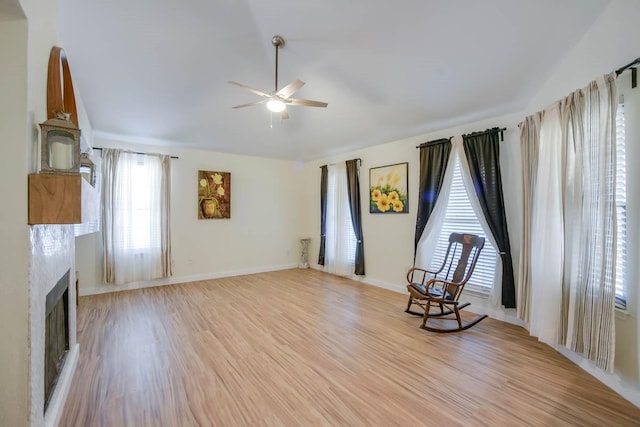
[229,35,328,120]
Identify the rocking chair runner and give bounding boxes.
[406,233,488,333]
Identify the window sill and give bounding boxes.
[464,287,490,299]
[615,307,629,319]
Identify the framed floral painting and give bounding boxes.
[369,162,408,213]
[198,170,231,219]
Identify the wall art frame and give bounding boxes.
[198,170,231,219]
[369,162,408,213]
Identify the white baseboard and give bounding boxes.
[458,294,526,327]
[44,343,79,427]
[554,346,640,408]
[309,265,408,294]
[356,275,638,408]
[357,276,526,327]
[359,276,406,294]
[79,263,299,296]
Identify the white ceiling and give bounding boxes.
[59,0,609,161]
[1,0,24,21]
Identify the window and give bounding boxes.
[325,163,357,276]
[431,156,498,295]
[102,149,171,284]
[74,154,101,236]
[117,154,162,252]
[615,99,627,310]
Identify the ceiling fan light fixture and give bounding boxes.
[266,99,286,112]
[229,35,327,119]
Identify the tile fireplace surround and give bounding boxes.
[29,224,78,427]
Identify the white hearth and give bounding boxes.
[29,225,78,427]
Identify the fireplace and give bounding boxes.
[44,269,70,412]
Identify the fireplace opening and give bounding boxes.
[44,269,70,412]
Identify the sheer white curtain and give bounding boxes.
[416,138,502,307]
[102,149,172,284]
[525,74,617,371]
[325,162,356,276]
[517,112,543,323]
[566,75,617,371]
[529,105,565,345]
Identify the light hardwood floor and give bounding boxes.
[61,269,640,426]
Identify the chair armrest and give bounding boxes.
[406,267,439,285]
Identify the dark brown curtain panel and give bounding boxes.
[346,159,365,275]
[462,129,516,308]
[318,165,328,265]
[414,139,452,256]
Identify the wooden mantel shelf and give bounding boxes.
[28,174,98,225]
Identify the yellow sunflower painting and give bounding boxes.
[369,162,408,213]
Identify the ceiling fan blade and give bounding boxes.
[232,100,266,109]
[281,109,290,120]
[228,81,271,98]
[276,80,305,99]
[286,98,328,108]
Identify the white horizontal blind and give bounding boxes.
[325,164,357,275]
[431,157,498,294]
[117,153,162,252]
[615,101,627,310]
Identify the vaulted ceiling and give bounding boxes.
[59,0,609,160]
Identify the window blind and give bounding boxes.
[326,164,357,274]
[615,101,627,310]
[431,157,498,295]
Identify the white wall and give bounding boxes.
[527,0,640,113]
[0,11,30,427]
[76,137,305,294]
[300,112,523,296]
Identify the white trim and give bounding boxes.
[553,345,640,408]
[359,277,406,294]
[354,274,638,408]
[79,264,299,296]
[44,344,79,427]
[311,265,525,327]
[457,293,525,327]
[352,275,639,407]
[353,270,526,328]
[309,265,406,293]
[93,130,187,149]
[615,308,630,319]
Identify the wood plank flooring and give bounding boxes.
[60,269,640,426]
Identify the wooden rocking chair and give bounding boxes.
[406,233,488,333]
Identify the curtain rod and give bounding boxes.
[417,127,508,148]
[92,147,179,159]
[615,57,640,76]
[416,137,452,149]
[463,127,507,141]
[319,158,362,168]
[616,57,639,88]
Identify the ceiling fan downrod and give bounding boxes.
[228,34,327,118]
[272,35,285,93]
